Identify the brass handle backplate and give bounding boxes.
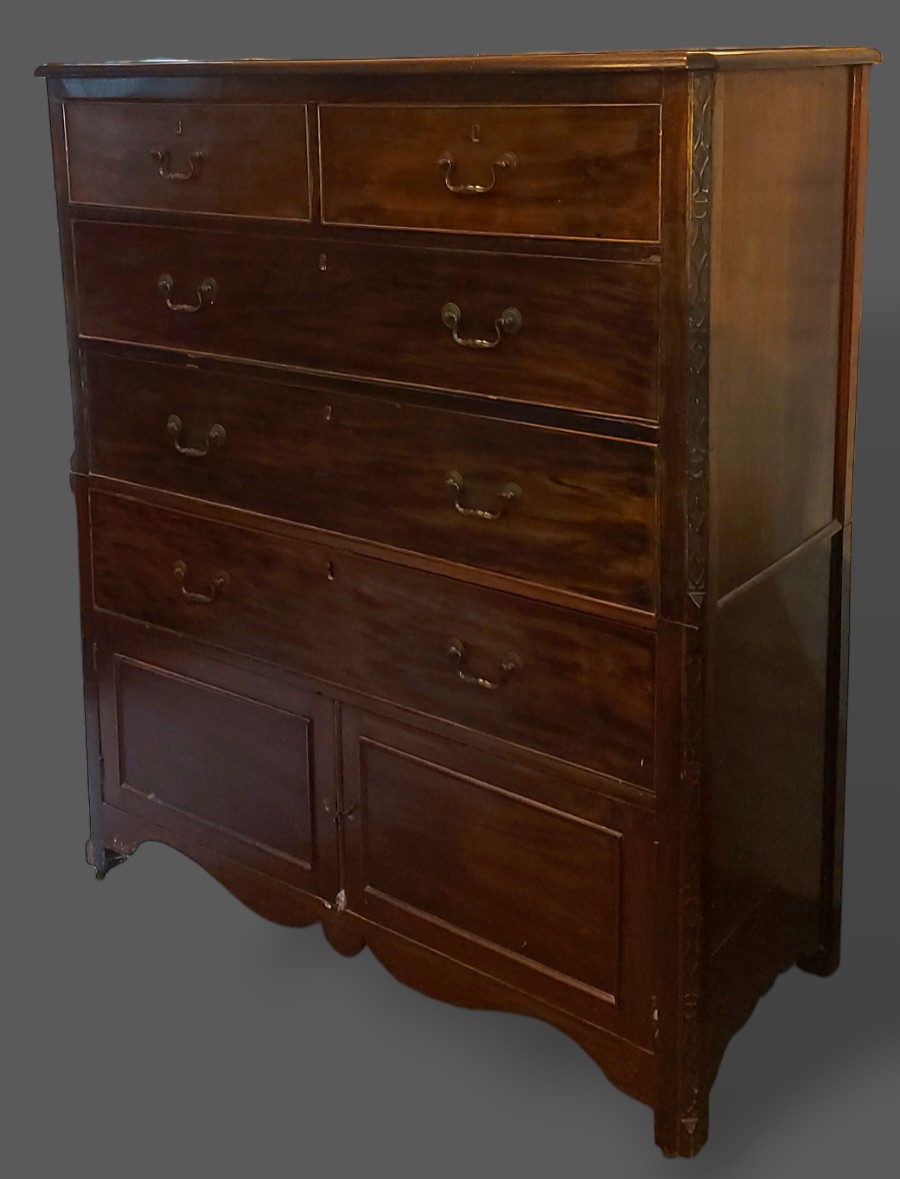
[167,414,226,457]
[173,559,229,604]
[437,151,517,194]
[151,149,204,181]
[158,273,218,313]
[448,638,523,691]
[445,471,521,520]
[441,303,522,350]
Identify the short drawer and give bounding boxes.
[73,221,660,420]
[85,353,658,611]
[90,491,655,786]
[65,102,310,219]
[319,104,661,242]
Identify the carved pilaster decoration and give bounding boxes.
[686,71,714,615]
[676,630,707,1148]
[674,70,715,1152]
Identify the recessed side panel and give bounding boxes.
[710,67,849,597]
[709,535,832,955]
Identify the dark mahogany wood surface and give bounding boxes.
[710,68,849,598]
[319,103,661,242]
[85,352,658,611]
[355,723,623,995]
[112,655,315,862]
[93,621,340,901]
[709,537,831,954]
[342,708,656,1039]
[92,613,656,1045]
[90,490,656,785]
[73,220,661,420]
[38,49,879,1160]
[65,101,311,219]
[36,47,882,78]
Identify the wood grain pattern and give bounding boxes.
[342,708,656,1041]
[86,787,331,925]
[113,657,315,861]
[834,66,872,526]
[65,101,311,219]
[38,52,879,1159]
[85,351,658,611]
[655,72,691,625]
[35,47,882,79]
[354,720,623,994]
[49,70,664,113]
[801,525,852,977]
[652,70,712,1160]
[73,220,660,419]
[709,537,831,955]
[89,490,656,785]
[319,103,661,241]
[47,94,90,473]
[710,67,849,598]
[91,616,341,898]
[74,774,661,1108]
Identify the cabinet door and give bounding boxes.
[96,623,338,901]
[341,710,655,1044]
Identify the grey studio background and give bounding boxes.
[4,6,897,1178]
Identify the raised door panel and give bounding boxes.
[341,709,656,1043]
[95,625,337,896]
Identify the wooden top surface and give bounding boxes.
[36,46,881,79]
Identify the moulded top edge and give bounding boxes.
[35,46,882,79]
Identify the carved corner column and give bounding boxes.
[655,69,714,1159]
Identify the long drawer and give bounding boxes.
[65,101,311,219]
[73,221,660,420]
[90,491,655,786]
[319,103,661,242]
[85,352,657,611]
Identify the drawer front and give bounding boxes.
[319,103,661,242]
[86,353,658,611]
[65,102,311,219]
[74,221,660,420]
[90,492,655,785]
[341,710,655,1038]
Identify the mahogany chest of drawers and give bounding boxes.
[37,46,880,1157]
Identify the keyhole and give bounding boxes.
[323,405,332,422]
[175,119,183,136]
[319,253,327,271]
[470,123,481,143]
[326,560,335,582]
